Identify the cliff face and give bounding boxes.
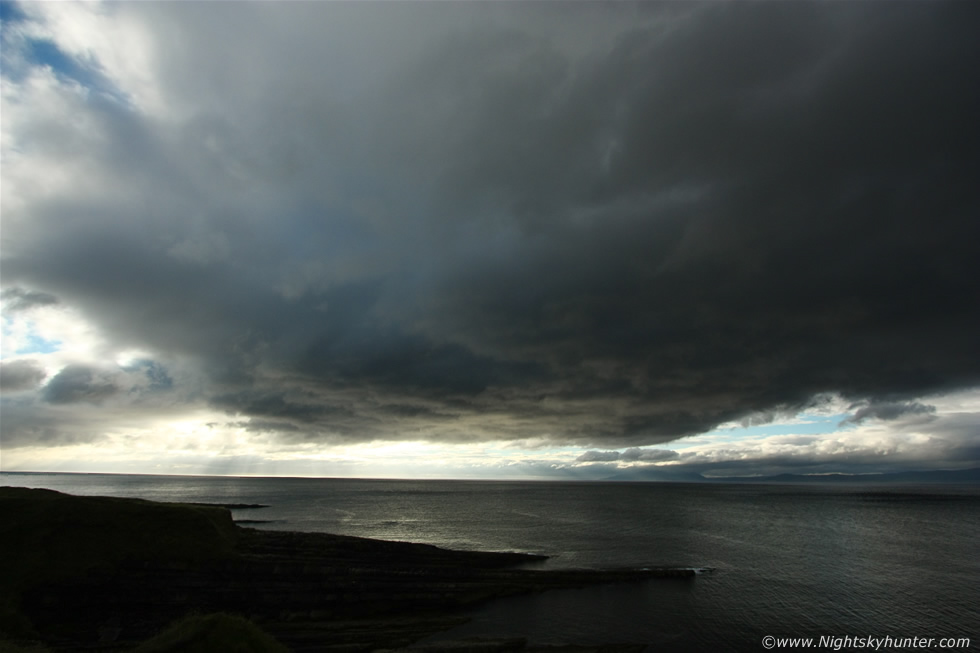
[0,487,694,652]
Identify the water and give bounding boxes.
[3,472,978,650]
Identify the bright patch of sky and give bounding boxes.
[0,304,102,364]
[2,1,141,112]
[671,412,856,451]
[17,331,60,356]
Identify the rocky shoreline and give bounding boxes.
[1,487,696,652]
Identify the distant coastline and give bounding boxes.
[701,467,980,485]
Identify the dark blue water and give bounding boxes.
[3,472,977,651]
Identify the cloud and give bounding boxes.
[658,408,980,477]
[0,359,47,391]
[577,448,680,463]
[41,364,120,404]
[1,287,59,312]
[576,450,624,463]
[1,1,979,457]
[842,401,937,425]
[233,419,301,434]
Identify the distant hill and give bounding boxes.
[598,467,709,483]
[703,467,980,485]
[593,466,980,484]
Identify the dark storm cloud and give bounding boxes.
[2,2,979,448]
[0,359,47,391]
[210,390,342,425]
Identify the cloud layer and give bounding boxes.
[2,2,979,461]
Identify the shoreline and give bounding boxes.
[0,487,695,651]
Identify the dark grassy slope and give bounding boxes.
[0,487,694,652]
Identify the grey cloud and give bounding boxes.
[621,448,680,463]
[2,2,979,450]
[0,396,116,448]
[0,357,190,448]
[842,401,938,425]
[576,450,623,463]
[42,365,119,405]
[1,287,59,312]
[577,448,679,463]
[0,359,47,391]
[233,420,301,434]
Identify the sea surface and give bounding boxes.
[2,472,978,651]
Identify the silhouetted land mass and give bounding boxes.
[0,487,694,652]
[704,467,980,484]
[185,502,270,509]
[596,466,980,483]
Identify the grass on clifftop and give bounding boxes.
[134,613,289,653]
[0,613,289,653]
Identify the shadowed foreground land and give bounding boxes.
[0,487,695,652]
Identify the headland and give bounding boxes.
[0,486,694,652]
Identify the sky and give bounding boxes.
[1,1,979,480]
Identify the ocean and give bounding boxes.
[2,472,977,651]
